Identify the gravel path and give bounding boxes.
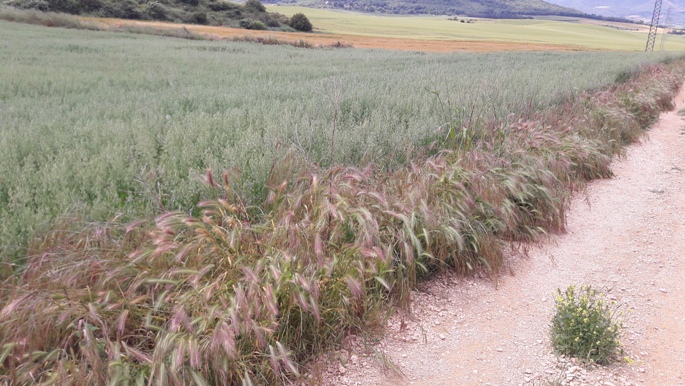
[319,85,685,386]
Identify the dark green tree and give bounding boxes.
[145,2,168,20]
[289,12,312,32]
[192,11,208,24]
[239,18,267,29]
[243,0,265,12]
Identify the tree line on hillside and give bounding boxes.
[583,13,643,24]
[4,0,313,31]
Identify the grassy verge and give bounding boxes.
[2,57,683,384]
[227,34,352,48]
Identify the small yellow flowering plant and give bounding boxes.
[550,285,623,364]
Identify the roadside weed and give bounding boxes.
[550,285,623,364]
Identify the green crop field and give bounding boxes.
[4,14,685,385]
[269,5,685,51]
[0,19,681,258]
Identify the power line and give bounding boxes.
[660,5,673,51]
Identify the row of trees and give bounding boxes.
[6,0,313,31]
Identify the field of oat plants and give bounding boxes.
[1,19,685,385]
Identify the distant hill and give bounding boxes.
[264,0,585,18]
[546,0,685,26]
[3,0,312,31]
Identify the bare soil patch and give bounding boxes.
[318,86,685,385]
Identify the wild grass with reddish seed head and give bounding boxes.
[2,61,685,385]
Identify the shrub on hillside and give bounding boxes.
[145,1,168,20]
[191,11,207,24]
[250,11,284,28]
[265,18,279,27]
[26,0,49,11]
[239,18,266,30]
[207,0,239,12]
[101,0,142,19]
[243,0,265,12]
[4,0,295,30]
[43,0,81,14]
[289,12,311,32]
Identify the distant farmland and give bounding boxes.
[269,6,685,51]
[76,6,685,52]
[0,19,681,258]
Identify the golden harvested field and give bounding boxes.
[86,17,585,52]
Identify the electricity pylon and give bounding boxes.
[646,0,663,52]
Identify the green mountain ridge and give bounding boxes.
[264,0,585,18]
[547,0,685,25]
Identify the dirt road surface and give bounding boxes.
[321,86,685,386]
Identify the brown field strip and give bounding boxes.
[84,17,586,52]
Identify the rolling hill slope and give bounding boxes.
[263,0,585,18]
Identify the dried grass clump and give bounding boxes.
[228,35,352,49]
[2,61,685,385]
